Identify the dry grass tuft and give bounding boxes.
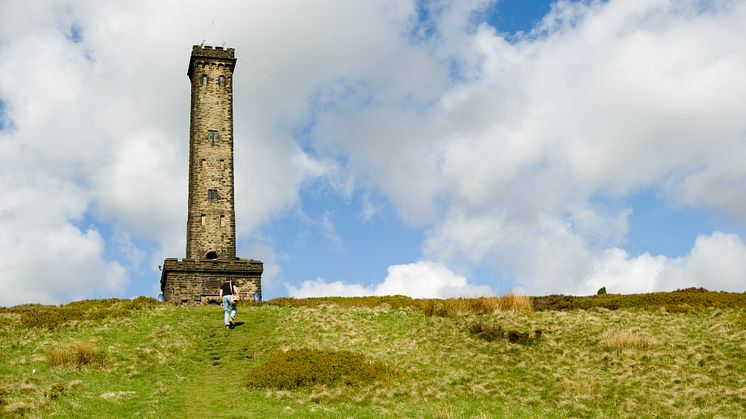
[499,292,534,314]
[3,401,31,414]
[602,329,657,353]
[420,293,533,317]
[49,341,103,368]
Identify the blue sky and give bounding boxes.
[1,0,745,306]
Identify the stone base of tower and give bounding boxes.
[160,258,263,306]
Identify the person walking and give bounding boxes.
[219,280,237,329]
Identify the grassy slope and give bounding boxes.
[1,298,745,418]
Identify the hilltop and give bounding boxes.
[1,290,744,417]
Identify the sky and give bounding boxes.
[1,0,745,306]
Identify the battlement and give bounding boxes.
[187,45,237,77]
[191,44,235,59]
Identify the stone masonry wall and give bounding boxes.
[185,46,237,261]
[161,258,262,305]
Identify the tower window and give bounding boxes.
[201,75,208,86]
[208,189,219,201]
[208,130,219,144]
[220,215,225,227]
[201,214,206,225]
[219,76,225,87]
[220,159,225,170]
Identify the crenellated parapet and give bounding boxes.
[187,45,236,77]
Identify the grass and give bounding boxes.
[601,329,657,354]
[0,292,744,417]
[48,341,104,368]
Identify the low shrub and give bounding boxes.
[245,348,393,390]
[45,383,65,400]
[532,289,746,312]
[602,329,657,353]
[9,297,160,330]
[469,322,542,345]
[469,322,505,341]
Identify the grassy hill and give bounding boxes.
[1,291,744,417]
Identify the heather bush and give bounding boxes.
[245,348,394,390]
[45,383,65,400]
[468,322,504,341]
[8,297,160,329]
[532,288,746,312]
[469,322,542,345]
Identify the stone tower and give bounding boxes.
[185,44,237,261]
[160,45,262,305]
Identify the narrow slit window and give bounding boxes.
[201,158,206,168]
[208,189,219,201]
[207,130,219,144]
[220,215,225,227]
[201,75,208,86]
[218,76,225,87]
[200,214,206,225]
[219,159,225,170]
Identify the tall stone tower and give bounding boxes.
[160,45,262,305]
[185,44,237,261]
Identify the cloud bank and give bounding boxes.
[1,0,745,305]
[288,261,494,298]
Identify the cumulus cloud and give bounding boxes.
[0,175,127,306]
[584,232,746,294]
[1,0,745,305]
[287,261,494,298]
[305,0,746,294]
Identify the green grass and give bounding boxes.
[1,293,745,417]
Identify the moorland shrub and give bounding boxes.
[532,288,746,312]
[245,348,394,390]
[6,297,160,330]
[469,322,542,345]
[45,383,65,400]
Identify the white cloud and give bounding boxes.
[584,232,746,294]
[0,180,128,305]
[375,261,494,298]
[304,0,746,294]
[1,0,745,305]
[288,279,370,298]
[288,261,494,299]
